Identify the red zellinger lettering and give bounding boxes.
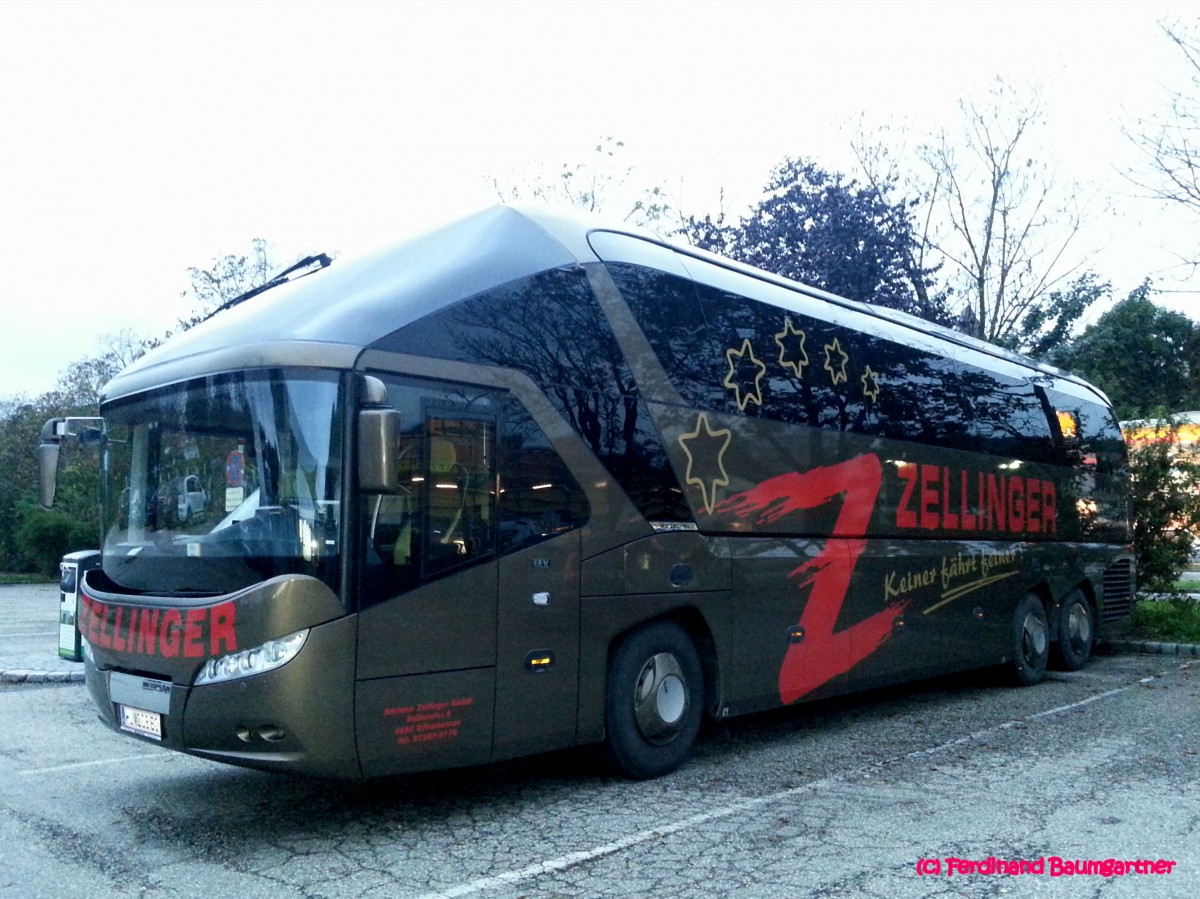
[894,462,1056,535]
[80,595,237,659]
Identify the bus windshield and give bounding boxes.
[100,370,343,596]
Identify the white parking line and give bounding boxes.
[19,753,163,775]
[1,631,57,637]
[411,668,1178,899]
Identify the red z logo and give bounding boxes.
[720,454,907,704]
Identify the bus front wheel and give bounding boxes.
[1011,594,1050,686]
[1054,590,1095,671]
[603,621,703,780]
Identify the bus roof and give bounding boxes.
[102,205,1111,408]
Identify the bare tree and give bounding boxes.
[848,129,947,323]
[45,330,153,409]
[178,237,278,328]
[97,328,152,369]
[1124,23,1200,272]
[489,136,671,228]
[921,79,1092,346]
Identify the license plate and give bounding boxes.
[119,705,163,740]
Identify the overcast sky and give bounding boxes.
[1,0,1197,401]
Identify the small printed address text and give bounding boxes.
[383,697,474,747]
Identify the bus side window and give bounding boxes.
[422,418,497,577]
[425,435,472,564]
[498,445,587,554]
[497,397,589,555]
[358,379,590,608]
[361,430,420,604]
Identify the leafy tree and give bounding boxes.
[683,157,949,322]
[0,353,117,569]
[1013,271,1111,360]
[1056,281,1200,420]
[1126,417,1200,591]
[0,398,51,570]
[0,241,292,573]
[46,341,130,409]
[14,503,95,577]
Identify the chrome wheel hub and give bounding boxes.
[1023,612,1048,661]
[632,652,688,745]
[1067,602,1092,647]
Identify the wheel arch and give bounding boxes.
[577,591,731,747]
[1027,580,1054,610]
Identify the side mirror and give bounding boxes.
[37,416,105,510]
[38,418,67,510]
[38,442,61,509]
[359,409,402,493]
[358,377,401,493]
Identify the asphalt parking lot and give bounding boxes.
[2,583,1198,899]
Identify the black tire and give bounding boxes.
[603,620,704,780]
[1011,594,1050,686]
[1054,589,1095,671]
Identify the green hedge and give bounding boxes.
[1131,596,1200,644]
[14,505,97,577]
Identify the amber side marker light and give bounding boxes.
[525,651,555,673]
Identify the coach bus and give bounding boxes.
[39,206,1133,780]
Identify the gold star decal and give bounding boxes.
[677,412,732,515]
[823,337,849,386]
[774,317,809,378]
[861,365,881,402]
[723,338,766,411]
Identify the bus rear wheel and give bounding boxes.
[1011,594,1050,686]
[1054,590,1094,671]
[603,621,703,780]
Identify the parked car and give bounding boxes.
[174,475,208,523]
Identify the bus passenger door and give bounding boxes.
[493,531,581,762]
[490,427,589,762]
[354,411,501,778]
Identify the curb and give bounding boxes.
[1,668,85,685]
[1102,640,1200,657]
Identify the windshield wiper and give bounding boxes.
[204,253,333,321]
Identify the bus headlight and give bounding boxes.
[195,629,309,685]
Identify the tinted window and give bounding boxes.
[359,376,589,607]
[377,268,691,523]
[608,262,1056,463]
[1046,387,1128,475]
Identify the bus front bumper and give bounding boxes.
[84,616,362,779]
